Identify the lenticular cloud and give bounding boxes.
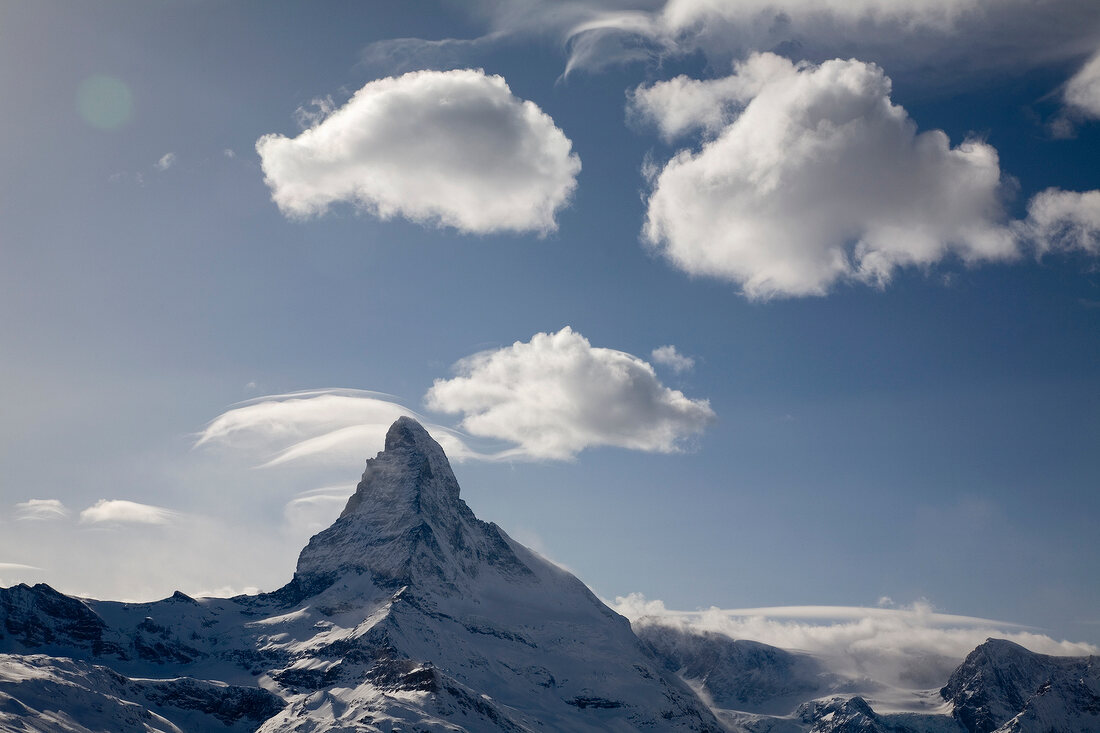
[256,68,580,235]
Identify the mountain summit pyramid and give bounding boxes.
[266,415,721,730]
[294,416,532,593]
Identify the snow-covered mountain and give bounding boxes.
[942,639,1100,733]
[0,418,1096,732]
[0,418,719,731]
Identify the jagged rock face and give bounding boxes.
[0,583,108,649]
[294,417,531,593]
[798,697,886,733]
[942,638,1099,733]
[0,653,283,733]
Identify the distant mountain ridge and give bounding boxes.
[0,418,1096,731]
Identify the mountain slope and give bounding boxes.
[942,639,1099,733]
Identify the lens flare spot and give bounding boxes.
[76,75,133,130]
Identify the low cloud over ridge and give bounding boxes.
[426,327,715,460]
[614,593,1099,690]
[256,68,580,234]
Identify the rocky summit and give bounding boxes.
[0,418,1096,732]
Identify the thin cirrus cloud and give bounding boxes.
[425,327,715,460]
[530,0,1100,77]
[79,499,177,526]
[380,1,1100,81]
[0,562,41,572]
[1063,50,1100,120]
[14,499,70,521]
[256,68,581,235]
[613,593,1099,690]
[637,53,1020,300]
[283,486,355,536]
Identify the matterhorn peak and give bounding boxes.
[383,415,437,452]
[292,417,529,593]
[337,416,460,520]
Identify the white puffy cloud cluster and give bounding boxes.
[425,327,715,460]
[256,68,580,234]
[638,53,1018,299]
[650,345,695,373]
[79,499,176,526]
[629,55,787,141]
[1064,50,1100,120]
[1025,188,1100,256]
[614,593,1099,689]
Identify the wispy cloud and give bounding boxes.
[283,485,354,536]
[471,0,1100,80]
[426,327,714,459]
[1063,50,1100,120]
[613,593,1099,689]
[0,562,41,571]
[155,152,176,171]
[14,499,69,521]
[194,389,495,468]
[256,68,580,235]
[79,499,177,526]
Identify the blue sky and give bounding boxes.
[1,0,1099,650]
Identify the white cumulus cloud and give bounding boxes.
[613,594,1099,691]
[629,52,793,141]
[640,53,1019,300]
[14,499,69,521]
[650,345,695,373]
[1025,188,1100,255]
[425,327,715,460]
[155,152,176,171]
[79,499,177,526]
[256,68,580,234]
